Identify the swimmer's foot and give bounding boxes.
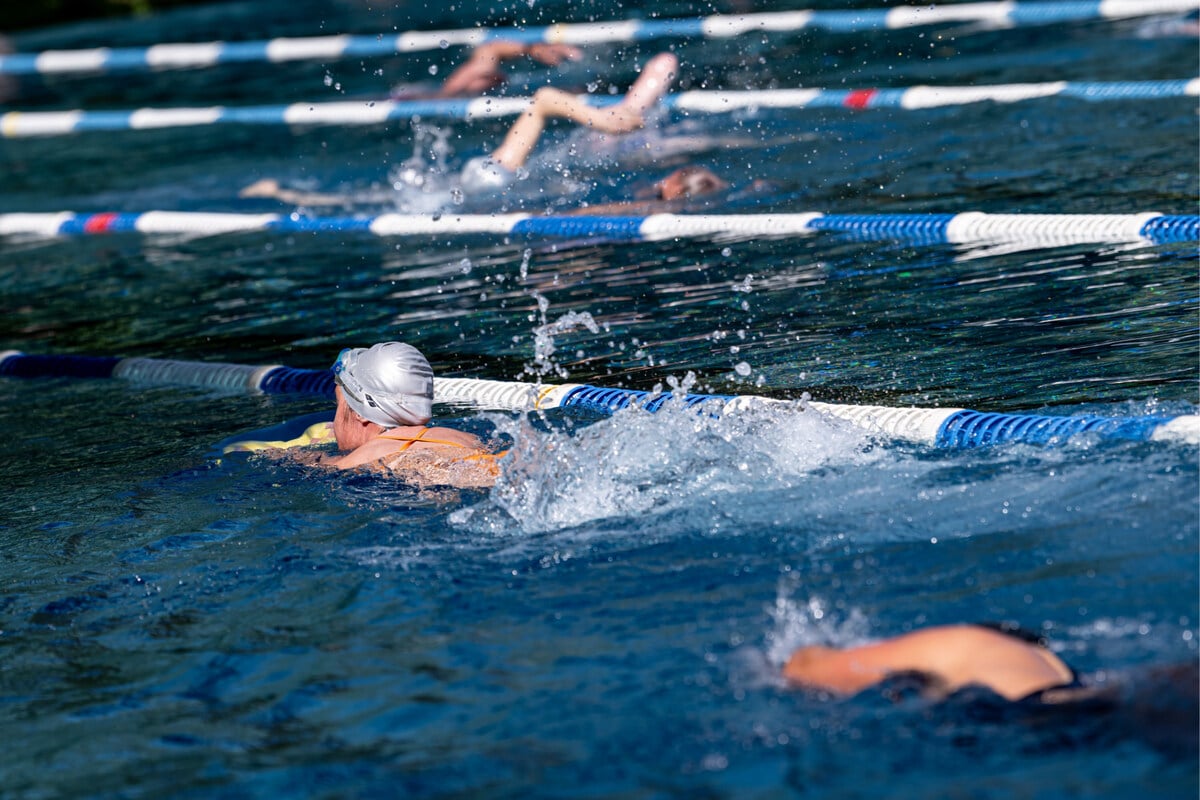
[239,178,282,199]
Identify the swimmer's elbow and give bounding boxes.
[593,110,644,135]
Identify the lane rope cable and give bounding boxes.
[1,0,1195,76]
[2,79,1196,138]
[0,210,1194,246]
[1,351,1195,449]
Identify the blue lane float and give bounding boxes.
[0,210,1195,247]
[1,351,1196,449]
[2,0,1195,76]
[3,79,1196,138]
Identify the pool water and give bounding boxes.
[1,1,1197,797]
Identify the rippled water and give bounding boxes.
[1,2,1197,798]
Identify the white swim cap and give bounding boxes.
[332,342,434,428]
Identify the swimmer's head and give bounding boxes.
[654,166,729,201]
[332,342,434,428]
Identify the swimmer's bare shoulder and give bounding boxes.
[382,448,501,490]
[321,425,481,469]
[318,426,503,489]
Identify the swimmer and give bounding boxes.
[241,40,582,204]
[238,179,346,206]
[460,52,679,191]
[241,163,727,215]
[1135,10,1200,39]
[320,342,503,487]
[405,41,583,99]
[565,165,730,215]
[783,623,1081,702]
[241,53,678,207]
[783,622,1200,758]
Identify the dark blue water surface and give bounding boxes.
[1,1,1197,797]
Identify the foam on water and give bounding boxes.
[452,395,878,537]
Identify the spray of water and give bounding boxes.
[523,292,601,381]
[386,121,458,213]
[761,582,874,674]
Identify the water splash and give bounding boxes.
[523,292,600,381]
[463,397,876,536]
[763,586,872,667]
[386,121,457,213]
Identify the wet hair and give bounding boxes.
[655,166,729,200]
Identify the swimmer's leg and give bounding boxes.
[239,178,349,207]
[239,178,283,199]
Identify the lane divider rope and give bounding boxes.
[1,351,1195,448]
[0,210,1195,245]
[2,0,1195,76]
[2,79,1196,138]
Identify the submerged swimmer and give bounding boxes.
[565,164,730,215]
[784,623,1081,702]
[242,163,728,212]
[783,622,1200,758]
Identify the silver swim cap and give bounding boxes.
[332,342,434,428]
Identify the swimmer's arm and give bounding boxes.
[321,426,490,471]
[239,178,349,207]
[464,41,581,68]
[533,87,649,133]
[438,42,582,98]
[915,626,1075,700]
[319,438,398,470]
[783,644,892,694]
[525,43,584,67]
[491,87,642,171]
[437,42,520,97]
[565,199,683,217]
[784,626,1075,701]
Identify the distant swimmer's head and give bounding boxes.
[332,342,434,428]
[654,166,729,201]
